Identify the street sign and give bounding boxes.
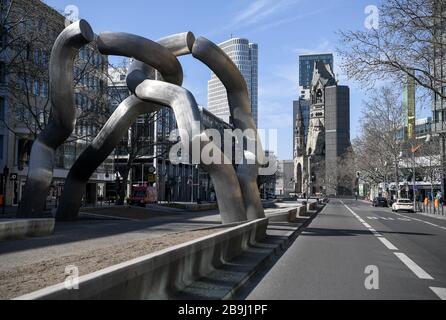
[9,173,18,181]
[148,174,156,183]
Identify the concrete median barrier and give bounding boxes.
[16,218,268,300]
[0,219,55,241]
[266,208,298,222]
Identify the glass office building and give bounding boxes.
[299,53,334,88]
[208,38,258,126]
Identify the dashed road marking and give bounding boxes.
[377,237,398,250]
[394,252,434,280]
[341,200,436,283]
[367,216,411,221]
[394,212,445,230]
[430,287,446,300]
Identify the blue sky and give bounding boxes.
[44,0,390,160]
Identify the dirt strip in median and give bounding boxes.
[0,227,224,300]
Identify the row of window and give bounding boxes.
[15,76,48,97]
[79,47,104,67]
[74,93,106,113]
[74,67,105,91]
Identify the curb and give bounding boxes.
[226,205,324,299]
[175,204,325,300]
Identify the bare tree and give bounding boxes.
[353,86,405,192]
[337,0,445,100]
[1,0,110,171]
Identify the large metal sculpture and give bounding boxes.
[17,20,94,218]
[18,20,265,224]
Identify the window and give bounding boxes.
[41,50,47,66]
[0,62,5,83]
[0,96,4,120]
[34,49,40,64]
[33,80,39,95]
[41,81,47,97]
[0,135,3,160]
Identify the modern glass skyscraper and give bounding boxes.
[299,53,334,99]
[207,38,258,126]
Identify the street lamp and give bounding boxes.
[411,134,432,211]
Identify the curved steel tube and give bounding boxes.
[192,37,265,220]
[97,32,183,87]
[56,96,160,220]
[129,33,249,223]
[127,32,195,93]
[17,20,94,218]
[57,33,185,221]
[135,80,247,224]
[127,33,264,221]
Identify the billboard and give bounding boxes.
[403,73,416,140]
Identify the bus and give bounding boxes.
[129,184,157,206]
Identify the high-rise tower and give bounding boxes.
[207,38,258,126]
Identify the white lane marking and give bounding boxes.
[363,223,372,229]
[394,212,445,230]
[394,252,434,280]
[377,237,398,250]
[430,287,446,300]
[342,200,435,281]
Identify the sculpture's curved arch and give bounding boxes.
[97,32,183,87]
[56,33,185,221]
[17,20,94,218]
[50,27,261,224]
[135,80,247,224]
[56,97,160,220]
[191,37,265,220]
[127,34,264,221]
[126,32,194,93]
[127,32,249,223]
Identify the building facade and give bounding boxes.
[275,160,294,197]
[294,61,353,196]
[207,38,258,126]
[0,0,113,207]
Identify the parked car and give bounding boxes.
[372,197,388,207]
[391,199,415,213]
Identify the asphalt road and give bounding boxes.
[246,199,446,300]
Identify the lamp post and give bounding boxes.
[307,155,312,203]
